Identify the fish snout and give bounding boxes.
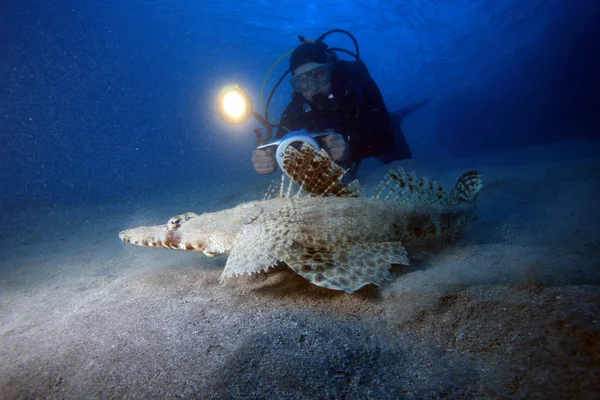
[119,230,132,243]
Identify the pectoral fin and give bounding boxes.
[284,242,409,293]
[219,220,289,282]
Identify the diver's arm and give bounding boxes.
[349,78,395,160]
[274,101,304,139]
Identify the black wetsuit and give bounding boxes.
[275,59,413,173]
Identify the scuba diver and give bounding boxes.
[252,33,425,180]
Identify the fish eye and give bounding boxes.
[167,216,182,231]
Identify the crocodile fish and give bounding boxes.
[119,145,483,293]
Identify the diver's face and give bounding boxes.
[292,62,332,102]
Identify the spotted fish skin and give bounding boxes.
[119,146,483,293]
[119,204,267,257]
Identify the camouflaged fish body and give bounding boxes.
[120,146,483,293]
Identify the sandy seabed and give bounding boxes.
[1,139,599,399]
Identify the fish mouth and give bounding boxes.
[119,230,136,244]
[119,226,207,252]
[119,229,163,248]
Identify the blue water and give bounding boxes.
[1,0,599,210]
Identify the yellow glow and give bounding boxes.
[222,92,246,118]
[217,85,253,125]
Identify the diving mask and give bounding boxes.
[290,64,331,93]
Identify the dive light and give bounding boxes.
[217,29,361,167]
[216,85,253,125]
[217,84,273,146]
[217,85,326,172]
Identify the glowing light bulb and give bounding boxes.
[217,85,253,125]
[223,92,245,118]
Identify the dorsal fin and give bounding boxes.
[372,167,483,205]
[262,173,310,201]
[371,167,449,204]
[262,175,284,201]
[281,144,361,197]
[450,170,483,203]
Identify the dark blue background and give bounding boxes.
[1,0,599,208]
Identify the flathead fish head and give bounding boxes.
[119,203,264,257]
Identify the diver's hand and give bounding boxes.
[252,146,277,174]
[321,133,350,161]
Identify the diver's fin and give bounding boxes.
[372,167,449,204]
[282,144,361,197]
[450,170,483,204]
[389,99,429,122]
[284,242,409,293]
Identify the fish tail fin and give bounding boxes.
[450,170,483,204]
